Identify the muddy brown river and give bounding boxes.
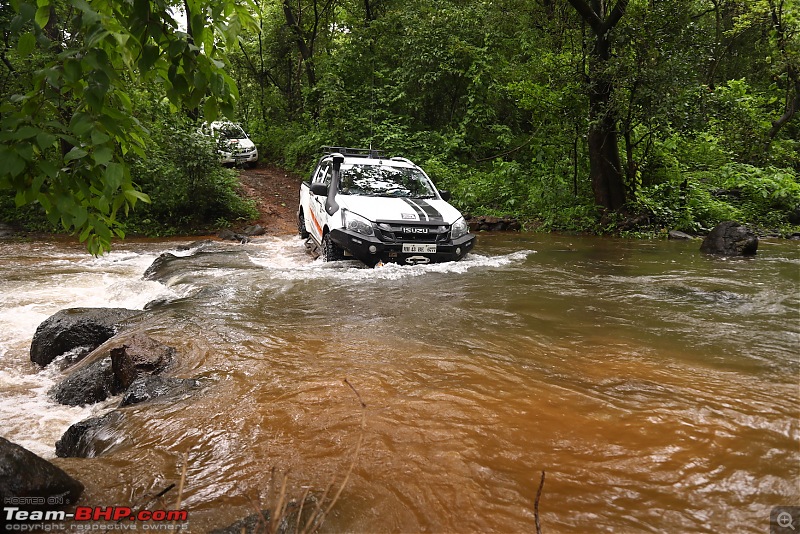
[0,234,798,533]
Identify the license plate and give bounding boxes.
[402,243,437,254]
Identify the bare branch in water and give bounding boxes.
[535,470,546,534]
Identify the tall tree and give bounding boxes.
[567,0,629,212]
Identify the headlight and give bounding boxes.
[450,217,468,240]
[344,211,374,236]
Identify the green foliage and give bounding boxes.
[632,163,800,234]
[126,124,257,236]
[5,0,798,243]
[0,0,254,254]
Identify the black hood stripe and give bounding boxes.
[402,198,427,220]
[409,199,444,221]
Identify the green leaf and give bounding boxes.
[104,162,124,190]
[11,126,39,140]
[63,59,82,84]
[70,113,94,136]
[3,152,26,177]
[35,5,50,28]
[203,97,218,122]
[17,32,36,56]
[124,188,151,204]
[93,145,113,165]
[39,159,58,179]
[140,44,160,72]
[36,132,57,149]
[91,129,111,145]
[64,147,88,162]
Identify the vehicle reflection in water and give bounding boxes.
[0,234,797,533]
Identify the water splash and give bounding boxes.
[247,235,536,281]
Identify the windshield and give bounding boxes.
[216,124,247,140]
[339,164,437,198]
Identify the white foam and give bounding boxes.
[248,236,535,281]
[0,246,184,457]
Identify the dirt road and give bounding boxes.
[236,163,304,236]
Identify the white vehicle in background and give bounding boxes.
[297,147,475,266]
[199,121,258,167]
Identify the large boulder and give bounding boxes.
[30,308,140,367]
[700,221,758,256]
[0,437,84,506]
[55,412,124,458]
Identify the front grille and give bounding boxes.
[375,222,450,243]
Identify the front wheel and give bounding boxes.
[321,232,343,262]
[297,210,309,238]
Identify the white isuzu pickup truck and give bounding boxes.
[297,147,475,266]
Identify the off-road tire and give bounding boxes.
[298,210,309,238]
[321,232,343,262]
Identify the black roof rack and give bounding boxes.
[321,146,386,159]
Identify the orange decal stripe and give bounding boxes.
[308,208,323,235]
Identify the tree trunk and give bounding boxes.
[568,0,629,211]
[282,1,317,89]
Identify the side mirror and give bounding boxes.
[439,190,452,201]
[310,183,329,196]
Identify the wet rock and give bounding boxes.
[111,334,175,390]
[176,239,215,251]
[218,229,250,243]
[143,246,257,283]
[119,376,200,407]
[142,252,178,281]
[0,437,84,506]
[49,357,119,406]
[55,412,124,458]
[0,222,18,239]
[242,224,266,237]
[467,215,521,232]
[49,334,177,406]
[668,230,694,240]
[30,308,140,367]
[700,221,758,256]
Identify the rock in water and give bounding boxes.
[30,308,140,367]
[119,376,201,407]
[0,437,84,504]
[111,334,176,390]
[55,412,124,458]
[700,221,758,256]
[49,357,119,406]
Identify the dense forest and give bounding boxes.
[1,0,799,253]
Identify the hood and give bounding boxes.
[338,195,464,224]
[231,138,256,150]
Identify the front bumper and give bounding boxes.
[220,150,259,166]
[330,228,475,266]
